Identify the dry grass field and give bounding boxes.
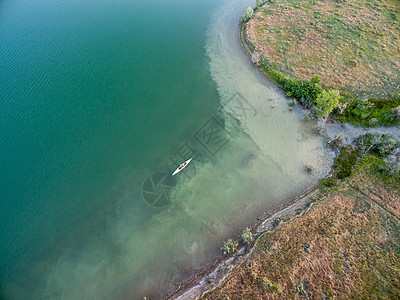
[200,159,400,299]
[247,0,400,95]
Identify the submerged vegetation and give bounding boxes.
[241,0,400,127]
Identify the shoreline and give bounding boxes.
[166,2,400,298]
[166,6,335,299]
[167,183,324,299]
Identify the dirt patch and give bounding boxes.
[246,0,400,95]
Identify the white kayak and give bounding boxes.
[172,158,192,176]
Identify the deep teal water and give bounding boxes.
[1,0,220,298]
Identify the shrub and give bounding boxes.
[329,134,345,149]
[242,227,253,243]
[244,5,254,20]
[295,282,306,295]
[260,277,280,292]
[338,95,400,127]
[221,239,238,254]
[351,98,374,120]
[320,177,338,188]
[355,134,399,157]
[310,75,321,84]
[384,147,400,174]
[337,160,352,179]
[259,62,323,105]
[334,147,359,179]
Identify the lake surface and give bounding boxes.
[0,0,333,299]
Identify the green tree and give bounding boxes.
[315,89,341,126]
[244,5,254,20]
[256,0,262,7]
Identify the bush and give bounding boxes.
[221,239,238,254]
[355,134,399,157]
[338,95,400,127]
[259,62,323,105]
[337,160,352,179]
[320,177,338,188]
[384,148,400,174]
[295,282,306,296]
[242,5,254,21]
[260,277,280,292]
[242,227,253,243]
[310,75,321,84]
[329,134,345,149]
[334,147,359,179]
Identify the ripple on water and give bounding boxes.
[1,1,335,300]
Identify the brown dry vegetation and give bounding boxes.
[200,160,400,299]
[247,0,400,95]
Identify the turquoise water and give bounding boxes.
[1,0,334,299]
[0,0,219,298]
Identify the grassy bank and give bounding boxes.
[241,0,400,127]
[200,153,400,299]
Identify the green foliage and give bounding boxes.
[334,137,400,180]
[354,134,400,175]
[221,239,238,254]
[320,177,338,188]
[384,148,400,175]
[347,98,374,120]
[355,133,399,157]
[337,161,352,179]
[354,155,400,187]
[260,277,280,293]
[242,227,253,243]
[333,147,359,179]
[294,282,306,296]
[310,75,321,84]
[244,5,254,20]
[259,61,323,105]
[315,89,341,122]
[337,95,400,127]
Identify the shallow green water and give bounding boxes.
[0,0,333,299]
